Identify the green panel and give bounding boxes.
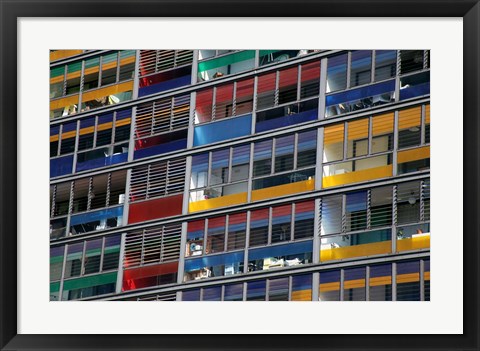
[50,255,64,264]
[198,50,255,72]
[104,247,120,255]
[50,66,65,78]
[259,50,281,57]
[85,248,102,257]
[63,272,117,291]
[67,61,82,74]
[120,50,136,59]
[102,52,118,64]
[85,57,100,68]
[67,252,83,260]
[50,281,60,293]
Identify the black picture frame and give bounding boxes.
[1,1,478,350]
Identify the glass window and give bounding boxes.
[375,50,397,81]
[253,140,272,177]
[235,78,254,116]
[50,246,64,281]
[400,50,424,74]
[369,264,392,301]
[247,280,266,301]
[60,122,77,155]
[326,54,347,93]
[300,60,320,99]
[372,113,394,154]
[297,130,317,169]
[323,124,344,163]
[347,118,369,158]
[321,195,342,235]
[257,72,276,110]
[249,208,269,247]
[84,239,102,275]
[101,52,118,86]
[397,182,420,225]
[271,204,292,244]
[206,216,226,254]
[215,83,234,120]
[294,200,314,239]
[210,149,229,186]
[231,145,250,182]
[278,66,298,104]
[183,289,201,301]
[224,283,244,301]
[344,267,366,301]
[195,89,213,124]
[291,274,312,301]
[345,191,367,232]
[64,242,83,279]
[102,235,121,271]
[396,261,420,301]
[268,277,289,301]
[203,286,222,301]
[319,270,340,301]
[350,50,372,87]
[186,220,205,257]
[274,135,295,173]
[227,213,247,251]
[424,259,430,301]
[191,153,209,190]
[371,186,393,228]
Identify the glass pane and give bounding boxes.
[345,191,367,232]
[271,204,292,243]
[195,89,213,124]
[78,117,95,150]
[321,195,342,235]
[191,153,209,190]
[372,113,394,153]
[344,267,366,301]
[347,118,369,158]
[274,134,295,173]
[90,173,108,210]
[235,78,254,116]
[400,50,424,74]
[186,220,205,257]
[202,286,222,301]
[227,213,246,251]
[103,235,121,271]
[183,289,201,301]
[206,216,226,254]
[319,270,340,301]
[249,208,269,247]
[269,277,289,301]
[326,54,347,93]
[257,72,276,110]
[231,144,250,182]
[291,274,312,301]
[297,130,317,168]
[278,66,298,104]
[397,182,420,225]
[371,186,393,228]
[294,200,314,239]
[210,148,229,186]
[300,60,320,99]
[224,283,243,301]
[350,50,372,87]
[60,122,77,155]
[375,50,397,81]
[215,83,234,120]
[369,264,392,301]
[253,140,272,177]
[64,242,84,278]
[247,280,266,301]
[396,260,420,301]
[84,239,102,274]
[50,246,65,281]
[323,124,344,163]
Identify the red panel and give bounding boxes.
[251,208,269,221]
[208,216,226,229]
[272,204,292,217]
[257,72,276,93]
[228,212,247,225]
[195,88,213,123]
[278,66,298,89]
[122,261,178,291]
[188,219,205,233]
[296,200,315,213]
[128,194,183,224]
[301,60,321,82]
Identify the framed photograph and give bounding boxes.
[1,1,479,350]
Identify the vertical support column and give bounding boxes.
[121,169,132,226]
[132,50,141,100]
[265,279,270,301]
[251,76,259,135]
[288,276,293,301]
[191,50,199,85]
[371,50,376,83]
[392,262,397,301]
[318,58,328,120]
[243,211,251,274]
[315,127,324,191]
[392,185,397,254]
[365,265,371,301]
[313,198,321,264]
[311,272,320,301]
[66,181,75,236]
[246,144,254,203]
[420,104,426,145]
[242,282,248,301]
[77,59,85,115]
[71,120,80,174]
[346,51,351,89]
[187,91,197,149]
[393,110,399,177]
[182,156,193,215]
[115,232,127,294]
[177,222,188,284]
[254,49,260,68]
[58,244,68,301]
[395,50,401,102]
[339,268,345,301]
[420,259,425,301]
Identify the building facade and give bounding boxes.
[49,49,430,301]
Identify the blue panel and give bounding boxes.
[70,206,123,226]
[133,138,187,160]
[193,114,252,147]
[138,75,191,97]
[76,152,128,172]
[50,155,73,178]
[255,109,317,133]
[295,211,314,221]
[184,252,244,271]
[326,79,395,106]
[399,82,430,100]
[248,240,313,260]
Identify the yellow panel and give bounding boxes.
[397,234,430,252]
[50,94,80,110]
[97,122,114,131]
[50,50,84,62]
[344,279,366,289]
[50,75,64,84]
[320,241,391,262]
[189,192,247,213]
[397,146,430,164]
[79,126,95,136]
[369,276,392,287]
[424,271,430,280]
[319,282,340,292]
[398,106,421,129]
[291,290,312,301]
[251,179,315,202]
[425,104,430,124]
[348,118,369,141]
[66,71,81,80]
[61,130,77,140]
[322,164,392,188]
[324,124,344,145]
[50,135,59,142]
[81,81,134,102]
[397,273,419,284]
[84,66,100,76]
[115,118,131,127]
[372,113,394,136]
[120,56,136,67]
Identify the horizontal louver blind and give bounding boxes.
[135,94,190,139]
[124,223,182,268]
[130,157,186,202]
[139,50,193,77]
